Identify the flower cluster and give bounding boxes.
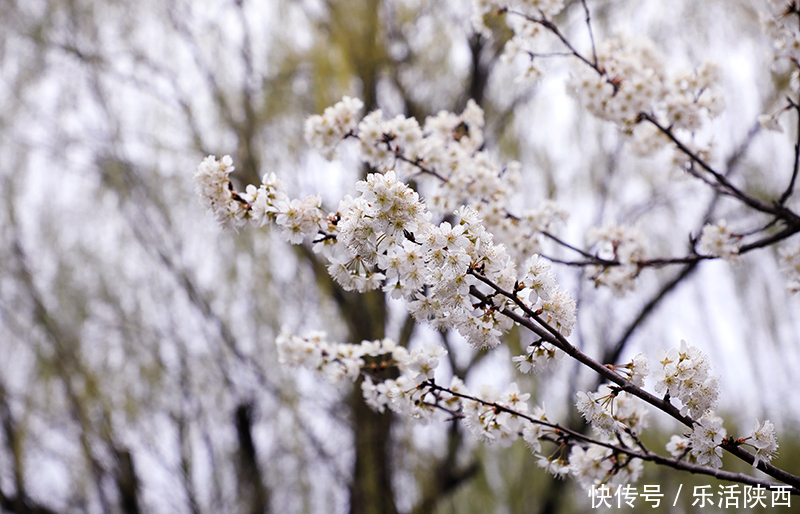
[587,223,647,293]
[305,97,566,265]
[698,220,740,262]
[575,385,650,437]
[565,34,721,158]
[277,328,551,445]
[277,331,450,416]
[663,61,723,131]
[666,433,691,459]
[653,340,719,419]
[278,328,647,488]
[194,155,239,229]
[749,419,780,468]
[339,174,527,348]
[345,99,484,176]
[196,138,579,348]
[304,96,364,158]
[329,170,430,293]
[361,344,449,420]
[518,254,576,336]
[568,443,643,490]
[689,412,727,469]
[193,155,333,241]
[195,124,575,348]
[512,341,564,374]
[177,0,800,496]
[193,82,791,492]
[667,394,777,472]
[494,0,567,79]
[275,195,327,244]
[461,383,532,446]
[761,1,800,63]
[569,35,665,125]
[276,331,398,383]
[613,353,649,387]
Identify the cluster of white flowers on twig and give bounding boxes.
[276,329,652,486]
[653,340,720,419]
[760,3,800,170]
[698,220,741,262]
[348,98,567,263]
[192,0,800,495]
[569,36,722,134]
[475,3,723,165]
[275,325,780,488]
[762,0,800,64]
[304,96,364,159]
[669,416,780,471]
[194,139,787,483]
[750,419,781,468]
[586,224,647,293]
[193,101,790,494]
[195,147,576,349]
[576,384,650,437]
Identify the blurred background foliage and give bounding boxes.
[1,0,799,513]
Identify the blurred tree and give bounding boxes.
[2,0,800,513]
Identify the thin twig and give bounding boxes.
[541,230,614,264]
[505,9,603,76]
[580,0,599,68]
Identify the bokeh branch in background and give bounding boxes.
[5,0,800,513]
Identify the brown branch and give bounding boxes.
[580,0,599,68]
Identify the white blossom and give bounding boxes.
[576,389,620,435]
[274,195,325,244]
[537,454,571,478]
[689,413,726,469]
[362,376,390,413]
[304,96,364,158]
[750,419,779,468]
[401,344,447,385]
[521,405,548,453]
[587,223,646,293]
[569,445,613,488]
[666,434,691,458]
[762,1,800,63]
[698,220,740,262]
[576,385,649,436]
[653,340,718,418]
[512,342,564,374]
[539,289,577,336]
[276,331,366,383]
[193,155,240,229]
[520,254,556,303]
[627,353,649,387]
